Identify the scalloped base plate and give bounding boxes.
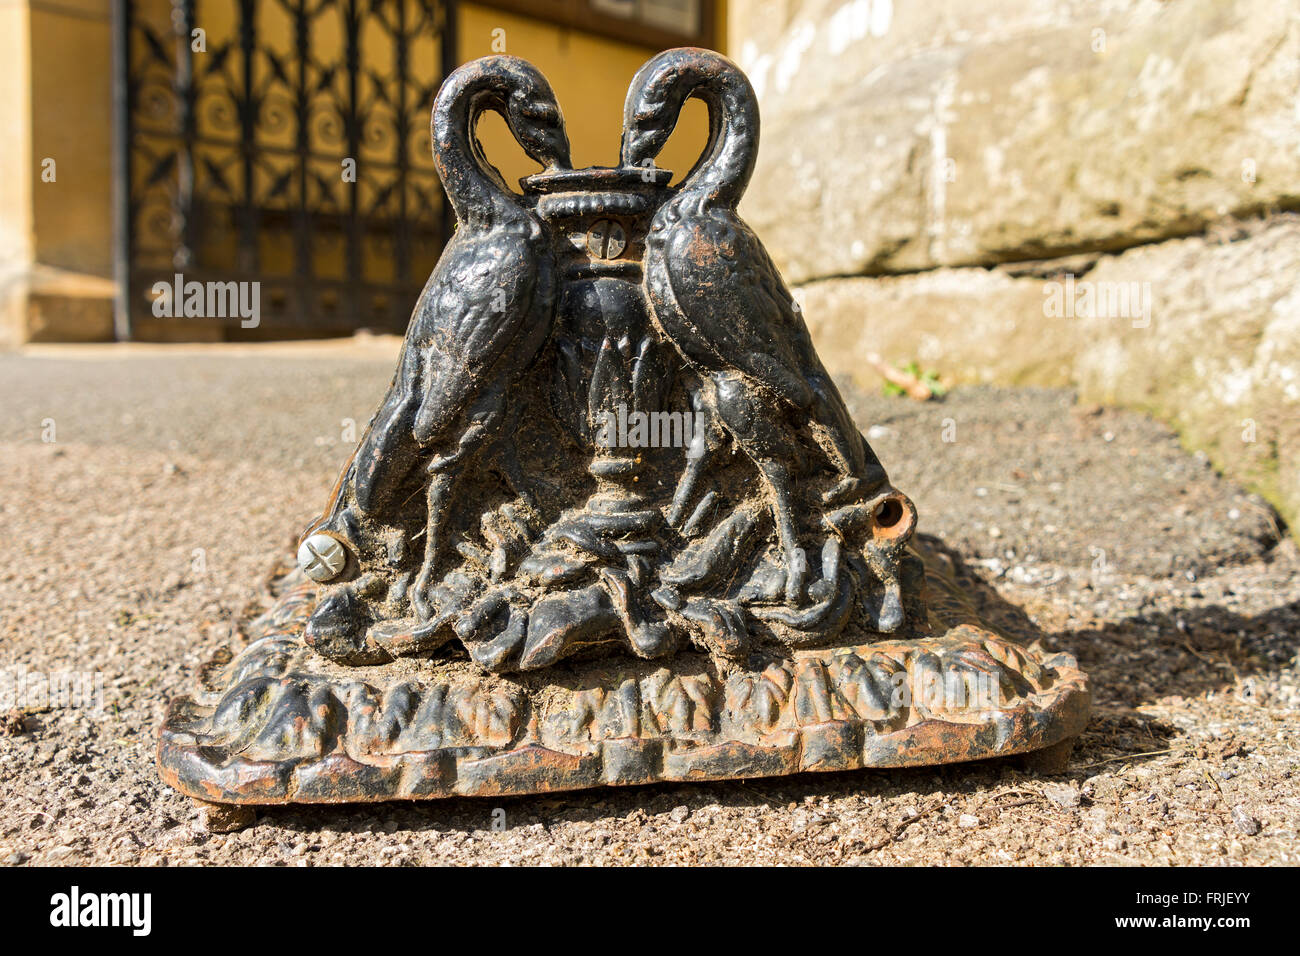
[157,541,1090,805]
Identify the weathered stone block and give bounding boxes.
[736,0,1300,283]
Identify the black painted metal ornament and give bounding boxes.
[158,49,1089,811]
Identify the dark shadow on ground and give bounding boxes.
[917,535,1299,704]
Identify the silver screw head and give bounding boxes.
[586,219,627,260]
[297,533,348,583]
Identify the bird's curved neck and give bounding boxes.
[434,77,523,227]
[678,71,759,208]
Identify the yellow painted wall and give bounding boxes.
[0,0,34,346]
[1,0,115,346]
[0,1,34,272]
[458,3,713,187]
[29,0,114,278]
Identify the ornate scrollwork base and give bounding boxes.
[157,537,1089,805]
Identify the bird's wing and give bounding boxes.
[649,202,874,479]
[350,223,550,513]
[407,224,549,445]
[351,336,422,514]
[648,204,814,410]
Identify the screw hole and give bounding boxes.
[874,498,904,529]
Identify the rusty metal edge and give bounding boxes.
[156,667,1090,806]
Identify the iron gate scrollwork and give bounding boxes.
[113,0,456,338]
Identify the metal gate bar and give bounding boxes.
[112,0,456,339]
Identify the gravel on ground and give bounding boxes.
[1,343,1296,865]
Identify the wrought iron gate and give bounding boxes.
[112,0,456,338]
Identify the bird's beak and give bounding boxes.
[537,127,572,170]
[622,129,655,168]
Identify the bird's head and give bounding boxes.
[503,74,572,172]
[620,54,689,170]
[620,48,757,202]
[621,110,677,173]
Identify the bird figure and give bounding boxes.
[305,56,571,640]
[621,48,894,608]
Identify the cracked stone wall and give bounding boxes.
[730,0,1300,530]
